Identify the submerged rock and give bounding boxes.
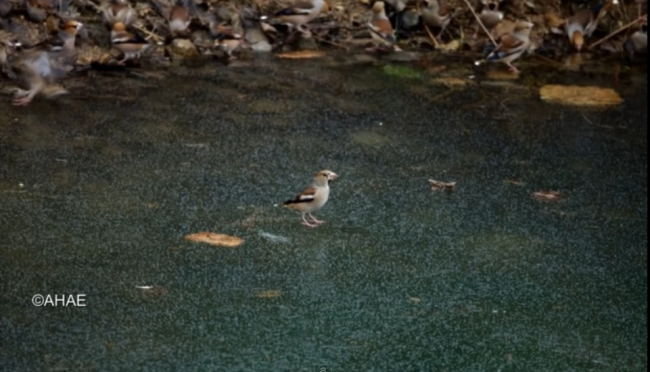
[167,38,200,59]
[539,85,623,106]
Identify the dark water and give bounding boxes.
[0,57,647,371]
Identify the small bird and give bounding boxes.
[101,0,136,27]
[420,0,456,38]
[169,0,191,37]
[47,20,83,54]
[565,0,618,52]
[212,24,244,60]
[368,1,397,51]
[282,170,338,228]
[474,0,503,38]
[476,20,533,73]
[6,20,82,105]
[264,0,329,34]
[111,22,154,64]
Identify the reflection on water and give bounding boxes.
[0,58,647,371]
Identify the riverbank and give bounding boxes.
[1,0,647,69]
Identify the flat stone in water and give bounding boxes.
[351,130,390,147]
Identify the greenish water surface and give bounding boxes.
[0,58,647,371]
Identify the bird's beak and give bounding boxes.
[328,172,339,181]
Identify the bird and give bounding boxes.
[282,170,338,228]
[101,0,136,27]
[473,0,503,38]
[565,0,619,52]
[368,1,397,51]
[211,24,244,60]
[476,20,533,73]
[263,0,329,34]
[168,0,191,37]
[420,0,456,38]
[111,22,154,64]
[5,20,82,105]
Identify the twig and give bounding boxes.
[423,23,441,48]
[415,1,439,48]
[588,15,647,50]
[133,24,164,43]
[532,53,564,67]
[313,34,349,50]
[461,0,498,46]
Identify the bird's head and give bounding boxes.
[372,1,386,14]
[571,30,584,51]
[316,170,339,183]
[63,20,84,34]
[113,22,127,32]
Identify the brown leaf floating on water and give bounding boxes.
[276,50,325,59]
[503,179,525,186]
[257,290,281,299]
[539,85,623,106]
[430,77,469,87]
[429,179,456,191]
[135,285,169,298]
[184,232,244,247]
[533,191,563,201]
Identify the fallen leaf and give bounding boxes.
[544,13,565,28]
[503,179,525,186]
[408,297,422,303]
[486,70,520,80]
[436,39,462,52]
[260,22,278,34]
[184,232,244,247]
[426,65,447,74]
[533,191,563,201]
[430,77,469,87]
[429,179,456,191]
[257,290,281,298]
[539,85,623,106]
[276,50,325,59]
[136,285,169,298]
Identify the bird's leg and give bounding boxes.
[12,85,40,106]
[298,25,312,37]
[308,213,324,224]
[301,214,318,228]
[472,24,480,39]
[117,57,127,65]
[506,62,519,73]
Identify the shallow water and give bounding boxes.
[0,56,647,371]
